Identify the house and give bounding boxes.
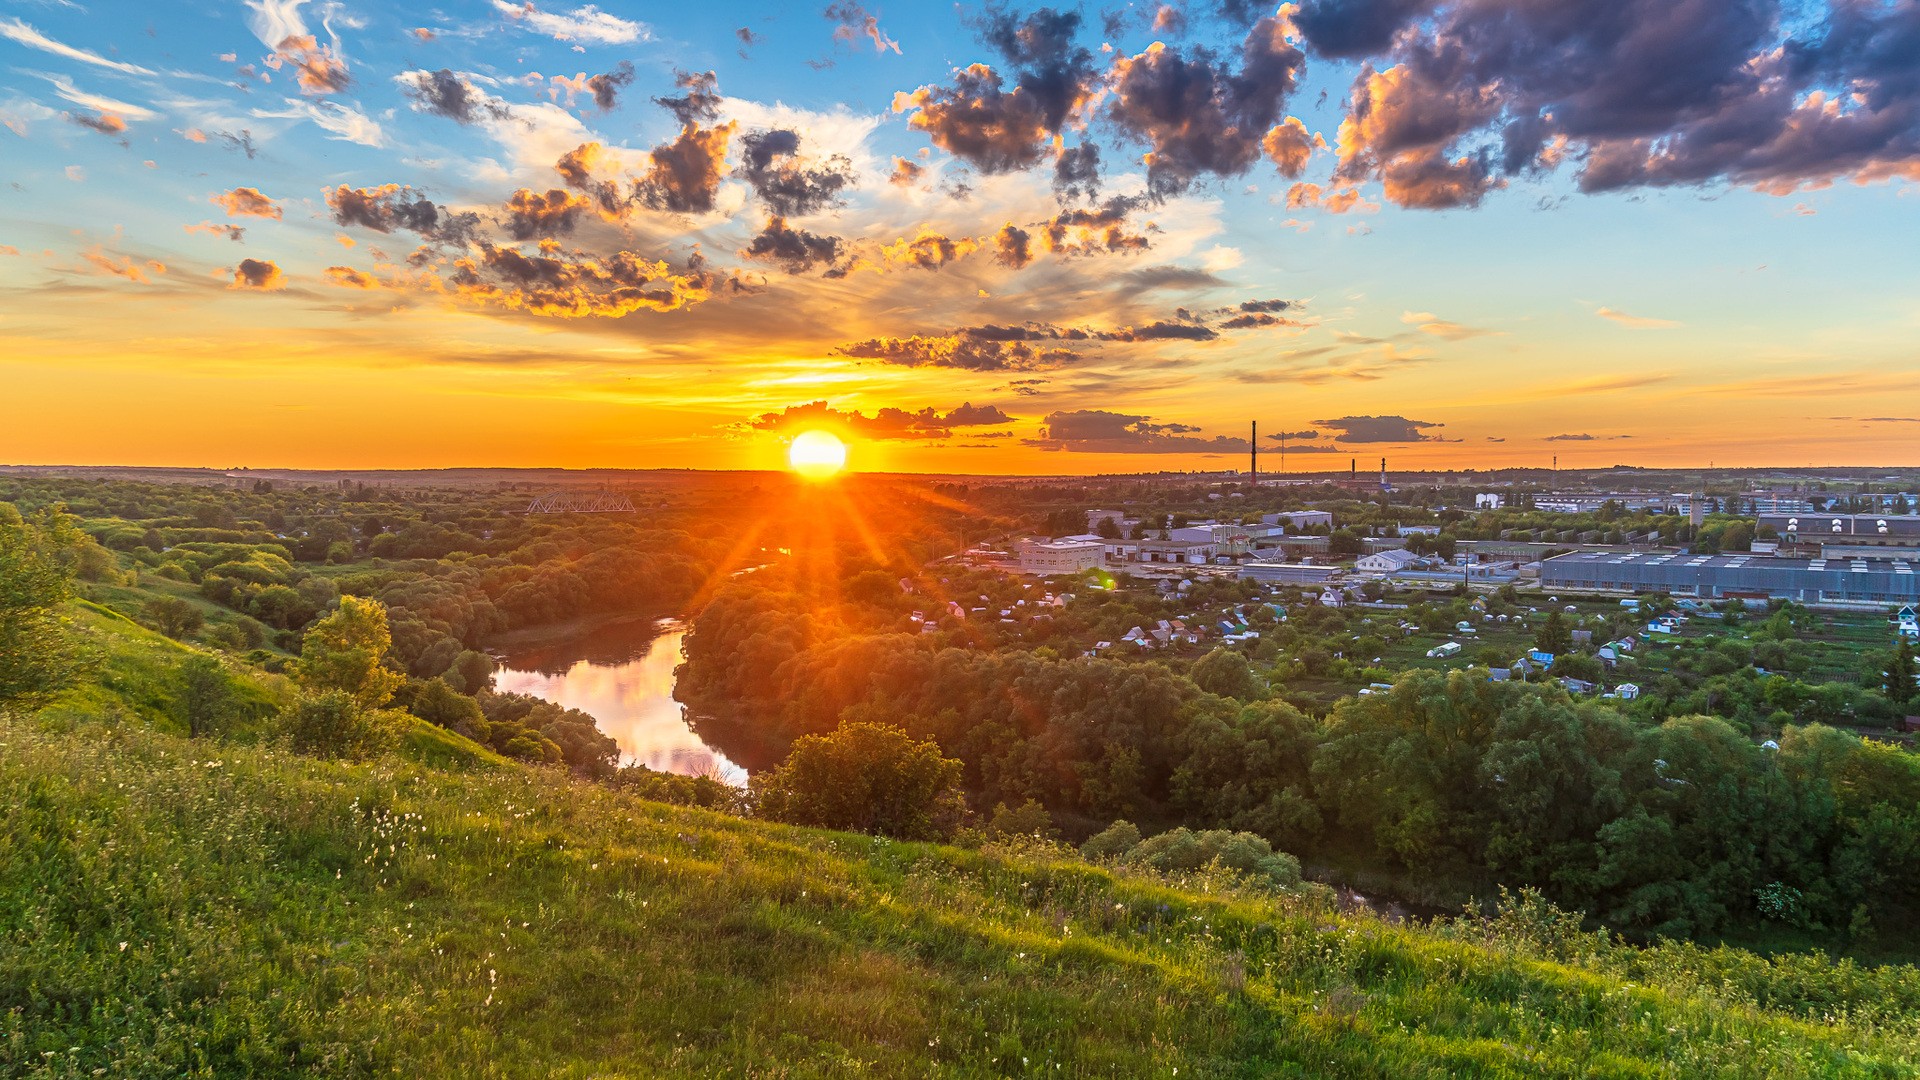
[1318,587,1348,608]
[1617,683,1641,701]
[1134,537,1219,565]
[1528,649,1556,666]
[1571,629,1593,645]
[1559,677,1597,694]
[1427,642,1462,658]
[1355,549,1423,574]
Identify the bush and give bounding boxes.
[609,765,746,814]
[282,691,401,761]
[1081,819,1142,861]
[1091,825,1302,890]
[752,721,965,840]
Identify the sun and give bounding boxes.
[788,429,849,480]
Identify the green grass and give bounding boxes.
[4,713,1918,1078]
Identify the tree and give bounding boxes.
[296,596,404,710]
[752,721,965,840]
[1191,647,1261,699]
[147,596,204,639]
[1535,611,1573,654]
[177,654,237,738]
[0,504,88,717]
[1887,640,1918,707]
[1096,516,1123,540]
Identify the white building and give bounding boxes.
[1355,549,1423,574]
[1016,539,1106,575]
[1239,561,1342,584]
[1263,510,1334,530]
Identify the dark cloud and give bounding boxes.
[1039,195,1153,256]
[1264,429,1320,440]
[826,2,902,53]
[1152,4,1188,35]
[1098,321,1216,342]
[586,61,634,111]
[1312,415,1452,442]
[1026,409,1252,454]
[230,257,283,290]
[896,6,1097,174]
[1107,12,1306,196]
[401,69,507,124]
[215,130,257,158]
[738,129,855,216]
[1125,264,1226,290]
[653,69,722,126]
[750,400,1012,440]
[737,26,762,48]
[991,223,1034,269]
[447,243,718,317]
[1052,141,1101,200]
[325,184,480,245]
[1292,0,1433,59]
[553,142,628,218]
[1545,433,1633,441]
[1332,0,1920,208]
[501,188,589,240]
[1239,298,1294,312]
[1221,312,1301,329]
[743,216,844,272]
[838,335,1075,371]
[635,122,735,214]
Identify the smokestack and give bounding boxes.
[1250,420,1257,487]
[1380,457,1387,487]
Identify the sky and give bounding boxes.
[1,0,1917,474]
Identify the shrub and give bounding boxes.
[282,691,401,761]
[752,721,965,840]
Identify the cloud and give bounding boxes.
[1325,0,1920,209]
[882,230,979,270]
[491,1,647,45]
[230,257,284,290]
[585,61,634,110]
[1400,310,1494,340]
[737,128,855,216]
[446,243,719,318]
[1106,12,1307,197]
[213,186,283,219]
[81,248,165,282]
[39,74,158,121]
[400,69,508,124]
[633,72,734,215]
[826,2,901,54]
[324,265,378,288]
[1025,409,1252,454]
[269,34,351,95]
[1264,429,1320,441]
[253,98,384,146]
[991,223,1033,269]
[750,400,1013,440]
[326,184,478,243]
[66,110,126,136]
[742,216,844,272]
[888,155,926,186]
[837,335,1075,372]
[0,18,156,75]
[1262,115,1316,178]
[1038,196,1154,257]
[1831,416,1920,424]
[184,222,247,241]
[1595,306,1679,330]
[1312,415,1451,442]
[892,7,1095,175]
[501,188,590,239]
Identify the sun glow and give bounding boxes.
[787,430,849,480]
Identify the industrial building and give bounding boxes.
[1760,513,1920,547]
[1542,550,1920,605]
[1015,539,1106,575]
[1238,561,1343,584]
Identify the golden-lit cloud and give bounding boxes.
[212,187,283,219]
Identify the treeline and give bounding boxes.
[679,567,1920,941]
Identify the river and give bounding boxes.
[491,616,748,786]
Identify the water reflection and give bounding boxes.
[492,617,747,786]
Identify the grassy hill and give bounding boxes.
[6,707,1920,1079]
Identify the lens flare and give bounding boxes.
[788,430,848,480]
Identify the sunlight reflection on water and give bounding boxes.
[492,618,747,786]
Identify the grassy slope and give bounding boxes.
[5,715,1919,1079]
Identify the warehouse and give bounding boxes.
[1541,551,1920,604]
[1238,561,1343,584]
[1760,513,1920,547]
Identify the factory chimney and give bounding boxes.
[1250,421,1257,487]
